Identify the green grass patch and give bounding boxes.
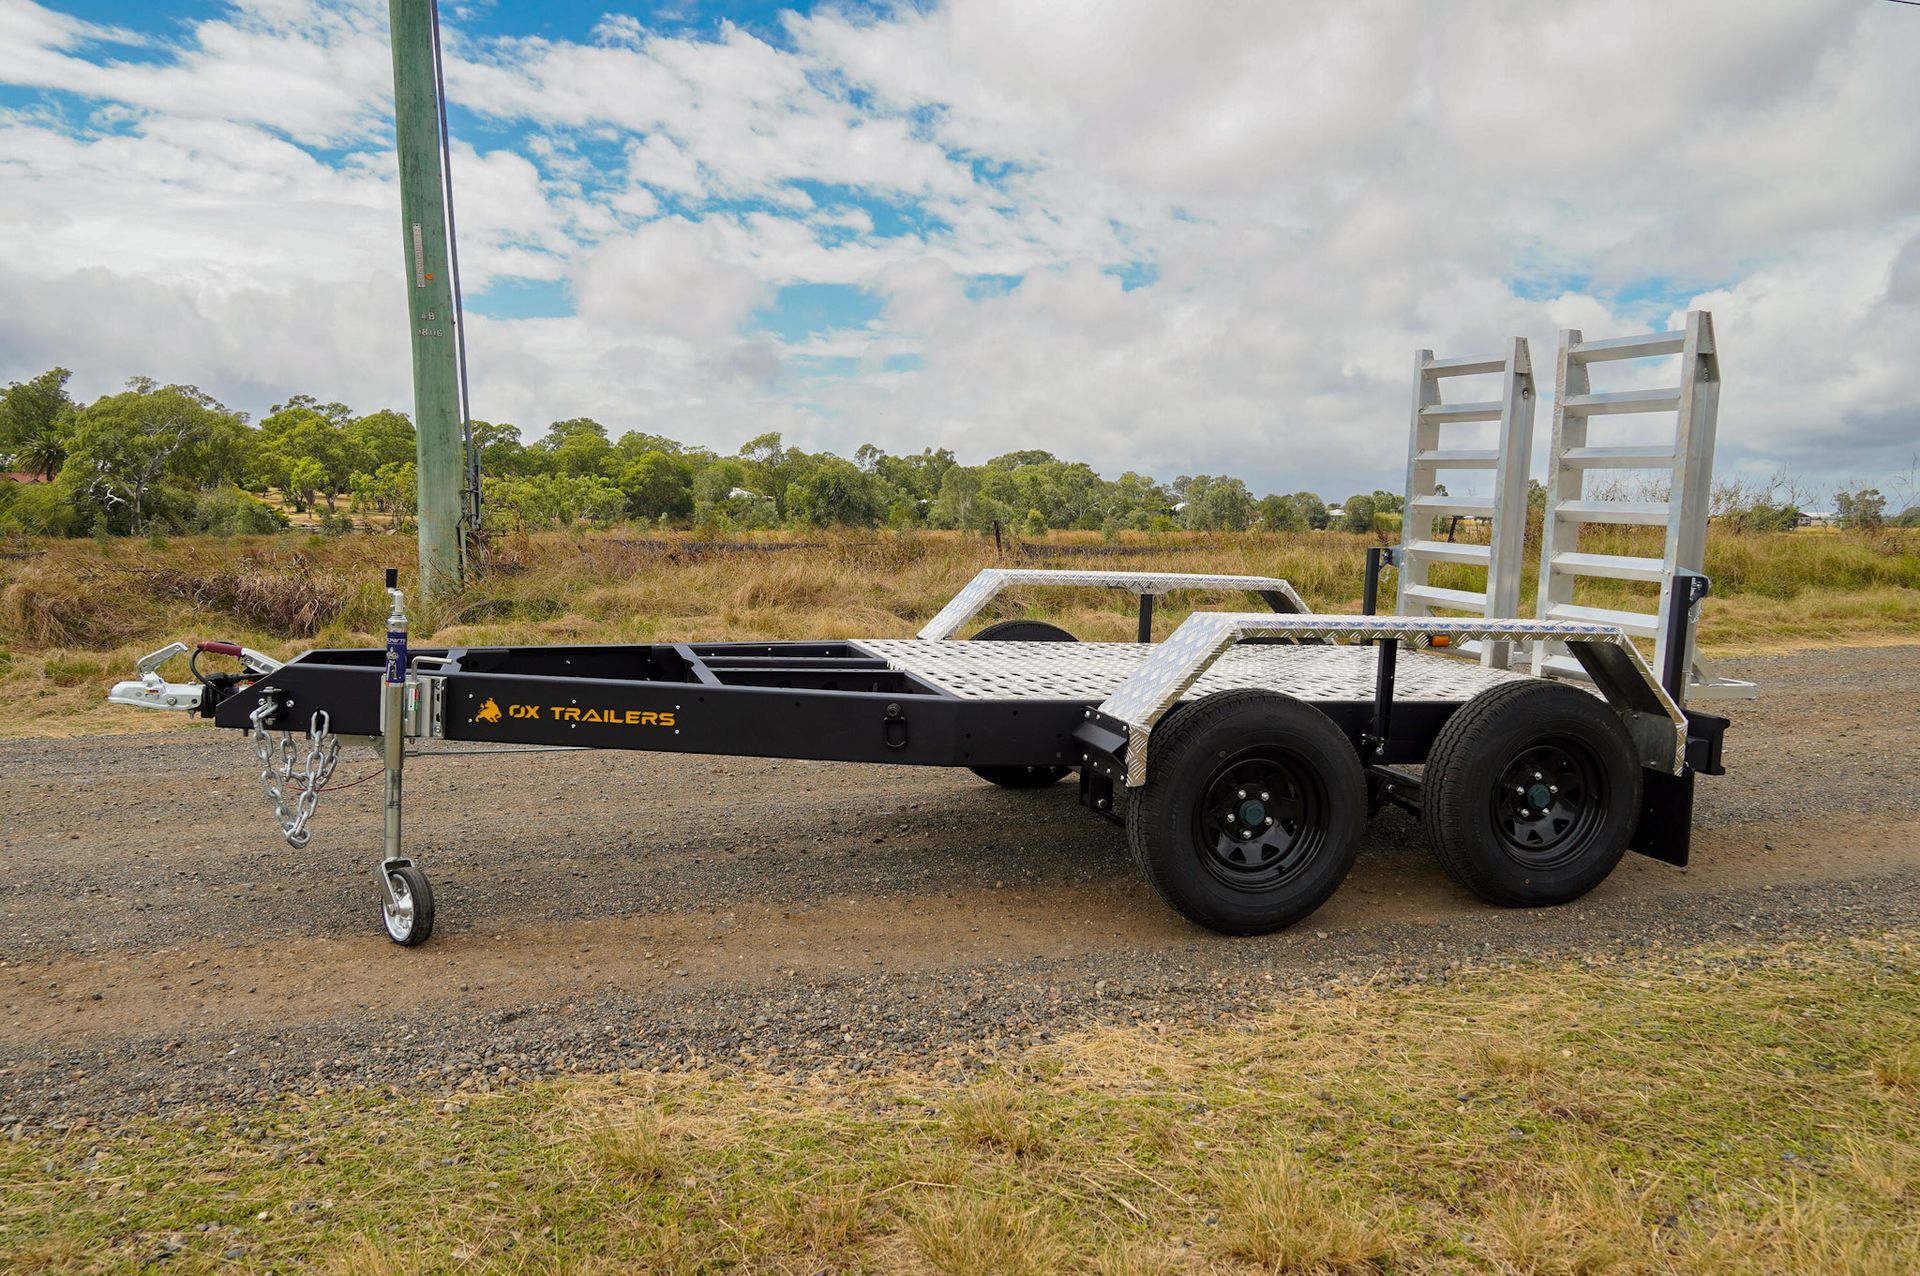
[4,934,1917,1272]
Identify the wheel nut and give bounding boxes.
[1264,816,1274,826]
[1519,808,1531,817]
[1532,772,1543,781]
[1259,791,1270,801]
[1515,786,1527,794]
[1236,789,1246,799]
[1549,785,1558,794]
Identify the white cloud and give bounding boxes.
[1,0,1917,501]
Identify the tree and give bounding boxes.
[1180,475,1255,531]
[1258,493,1306,531]
[787,457,884,528]
[619,450,694,522]
[285,456,327,513]
[738,432,807,518]
[0,367,77,480]
[1834,486,1886,531]
[1290,491,1330,530]
[256,396,353,510]
[347,409,416,474]
[539,417,612,478]
[928,465,1009,531]
[471,420,530,476]
[354,461,417,522]
[693,459,776,528]
[986,449,1058,471]
[60,380,240,534]
[1340,493,1378,533]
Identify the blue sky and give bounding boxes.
[2,1,1917,499]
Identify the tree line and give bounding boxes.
[5,368,1906,539]
[0,369,1415,538]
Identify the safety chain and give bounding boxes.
[250,698,341,848]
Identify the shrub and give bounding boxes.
[0,482,74,536]
[192,486,289,536]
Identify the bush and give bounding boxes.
[191,487,289,536]
[0,482,74,536]
[1722,501,1801,533]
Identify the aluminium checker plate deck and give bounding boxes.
[856,637,1524,705]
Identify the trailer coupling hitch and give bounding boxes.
[106,641,283,716]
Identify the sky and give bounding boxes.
[1,0,1917,502]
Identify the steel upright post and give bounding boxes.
[388,0,464,599]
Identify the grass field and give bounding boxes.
[3,933,1915,1273]
[0,526,1915,737]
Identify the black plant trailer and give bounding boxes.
[108,559,1729,947]
[107,317,1748,946]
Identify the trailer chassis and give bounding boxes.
[110,563,1727,945]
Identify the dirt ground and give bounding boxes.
[2,645,1916,1128]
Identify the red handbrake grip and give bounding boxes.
[196,641,244,657]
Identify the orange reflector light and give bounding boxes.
[1431,635,1451,647]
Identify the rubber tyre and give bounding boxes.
[381,864,436,947]
[1125,690,1366,935]
[1421,679,1642,908]
[967,619,1077,789]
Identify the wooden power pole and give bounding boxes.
[387,0,465,599]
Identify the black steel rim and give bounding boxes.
[1192,748,1327,892]
[1489,738,1605,869]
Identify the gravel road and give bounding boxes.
[3,644,1916,1128]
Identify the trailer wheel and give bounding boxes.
[1126,690,1365,935]
[1421,680,1642,908]
[380,864,435,947]
[968,619,1077,789]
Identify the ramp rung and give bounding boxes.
[1411,495,1495,518]
[1551,551,1667,582]
[1419,400,1504,423]
[1545,602,1660,637]
[1405,539,1491,565]
[1554,499,1670,525]
[1413,448,1500,468]
[1561,388,1682,416]
[1567,330,1687,362]
[1560,445,1677,469]
[1423,354,1506,378]
[1403,584,1489,612]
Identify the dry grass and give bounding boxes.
[1873,1046,1918,1090]
[946,1082,1049,1157]
[585,1112,683,1184]
[1210,1151,1393,1272]
[0,525,1914,736]
[4,933,1916,1272]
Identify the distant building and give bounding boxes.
[1,471,50,484]
[1797,510,1838,527]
